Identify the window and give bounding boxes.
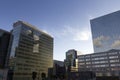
[109,52,118,55]
[92,61,108,64]
[26,30,32,34]
[79,59,85,62]
[79,62,85,65]
[33,44,39,53]
[86,62,91,64]
[110,64,120,67]
[109,56,118,59]
[86,58,90,61]
[110,59,119,63]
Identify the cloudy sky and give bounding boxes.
[1,0,120,61]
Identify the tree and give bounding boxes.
[32,72,37,80]
[41,73,46,80]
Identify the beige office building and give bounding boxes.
[9,21,53,80]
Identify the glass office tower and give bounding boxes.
[0,29,11,68]
[9,21,53,80]
[90,10,120,53]
[65,49,78,72]
[0,29,11,80]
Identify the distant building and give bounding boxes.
[0,29,12,80]
[53,60,65,77]
[78,49,120,77]
[65,49,80,72]
[64,49,96,80]
[90,10,120,53]
[8,21,53,80]
[48,60,66,80]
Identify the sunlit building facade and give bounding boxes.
[78,49,120,77]
[9,21,53,80]
[90,10,120,53]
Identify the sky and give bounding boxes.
[1,0,120,61]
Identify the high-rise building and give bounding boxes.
[8,21,53,80]
[90,10,120,53]
[0,29,11,68]
[78,49,120,77]
[65,49,79,72]
[0,29,12,80]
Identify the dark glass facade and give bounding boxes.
[9,21,53,80]
[90,10,120,53]
[48,60,66,80]
[65,49,78,72]
[0,29,11,68]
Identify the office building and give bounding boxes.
[53,60,65,78]
[65,49,80,72]
[8,21,53,80]
[90,10,120,52]
[48,60,66,80]
[0,29,11,68]
[64,50,96,80]
[0,29,12,80]
[78,49,120,77]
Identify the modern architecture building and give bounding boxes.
[0,29,11,68]
[90,10,120,53]
[0,29,12,80]
[65,49,80,72]
[78,49,120,77]
[53,60,65,77]
[48,60,66,80]
[8,21,53,80]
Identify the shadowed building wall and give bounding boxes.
[0,29,11,80]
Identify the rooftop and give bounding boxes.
[13,20,53,38]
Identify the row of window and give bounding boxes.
[78,51,120,59]
[79,56,119,62]
[81,64,120,68]
[79,59,119,65]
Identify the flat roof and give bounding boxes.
[90,10,120,21]
[78,49,120,57]
[13,20,53,38]
[0,29,10,34]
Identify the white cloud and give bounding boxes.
[73,31,90,41]
[93,39,102,48]
[61,26,91,41]
[93,35,109,48]
[111,40,120,48]
[88,15,95,20]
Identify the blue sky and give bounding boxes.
[1,0,120,61]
